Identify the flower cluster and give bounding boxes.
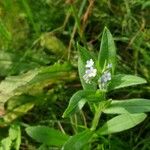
[98,63,112,88]
[83,59,97,83]
[98,71,111,89]
[83,59,112,88]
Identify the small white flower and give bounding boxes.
[105,71,111,81]
[83,59,97,84]
[83,74,91,83]
[85,67,97,77]
[85,59,94,68]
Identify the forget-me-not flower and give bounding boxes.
[83,59,97,83]
[98,64,112,89]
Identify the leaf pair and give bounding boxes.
[96,98,150,135]
[26,126,93,150]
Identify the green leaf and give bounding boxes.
[103,99,150,114]
[62,90,87,118]
[0,69,39,105]
[77,44,97,91]
[26,126,69,147]
[0,124,21,150]
[62,130,93,150]
[0,63,73,107]
[0,137,12,150]
[0,63,75,125]
[38,144,49,150]
[97,113,147,135]
[98,27,116,73]
[0,94,40,126]
[9,124,21,150]
[6,94,36,111]
[63,90,102,118]
[108,74,147,91]
[2,102,34,125]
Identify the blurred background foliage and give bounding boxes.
[0,0,150,149]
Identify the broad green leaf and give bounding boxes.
[98,27,116,73]
[97,113,146,135]
[77,44,97,91]
[62,130,93,150]
[63,90,102,118]
[108,74,147,91]
[0,63,75,125]
[0,69,39,105]
[0,63,74,107]
[26,126,69,147]
[103,99,150,114]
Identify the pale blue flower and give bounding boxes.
[98,71,111,88]
[107,63,112,69]
[85,67,97,77]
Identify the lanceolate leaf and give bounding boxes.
[97,113,147,135]
[0,63,74,106]
[108,74,147,91]
[26,126,69,147]
[98,27,116,73]
[62,90,87,118]
[62,130,93,150]
[78,44,97,91]
[0,69,38,105]
[103,99,150,114]
[0,63,75,125]
[63,90,103,118]
[9,124,21,150]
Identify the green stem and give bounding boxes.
[90,104,102,131]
